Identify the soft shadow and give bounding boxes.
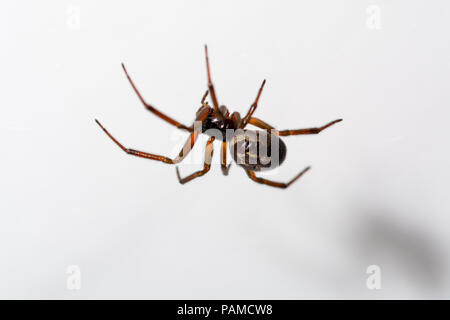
[354,209,445,294]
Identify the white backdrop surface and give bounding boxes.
[1,0,449,299]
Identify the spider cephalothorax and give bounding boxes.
[95,45,342,188]
[200,105,239,140]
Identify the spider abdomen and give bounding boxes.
[229,130,287,171]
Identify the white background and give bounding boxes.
[1,0,450,299]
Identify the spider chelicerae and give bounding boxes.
[95,45,342,189]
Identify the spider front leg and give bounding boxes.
[245,167,311,189]
[204,45,226,121]
[122,63,193,132]
[95,102,210,164]
[95,120,199,164]
[176,137,215,184]
[239,79,266,128]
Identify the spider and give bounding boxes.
[95,46,342,189]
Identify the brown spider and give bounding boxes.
[95,45,342,189]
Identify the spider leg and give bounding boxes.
[95,119,199,164]
[204,45,226,121]
[278,119,343,136]
[176,137,215,184]
[121,63,193,132]
[247,117,342,136]
[239,79,266,128]
[247,117,275,130]
[245,167,311,189]
[201,90,209,104]
[220,141,232,175]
